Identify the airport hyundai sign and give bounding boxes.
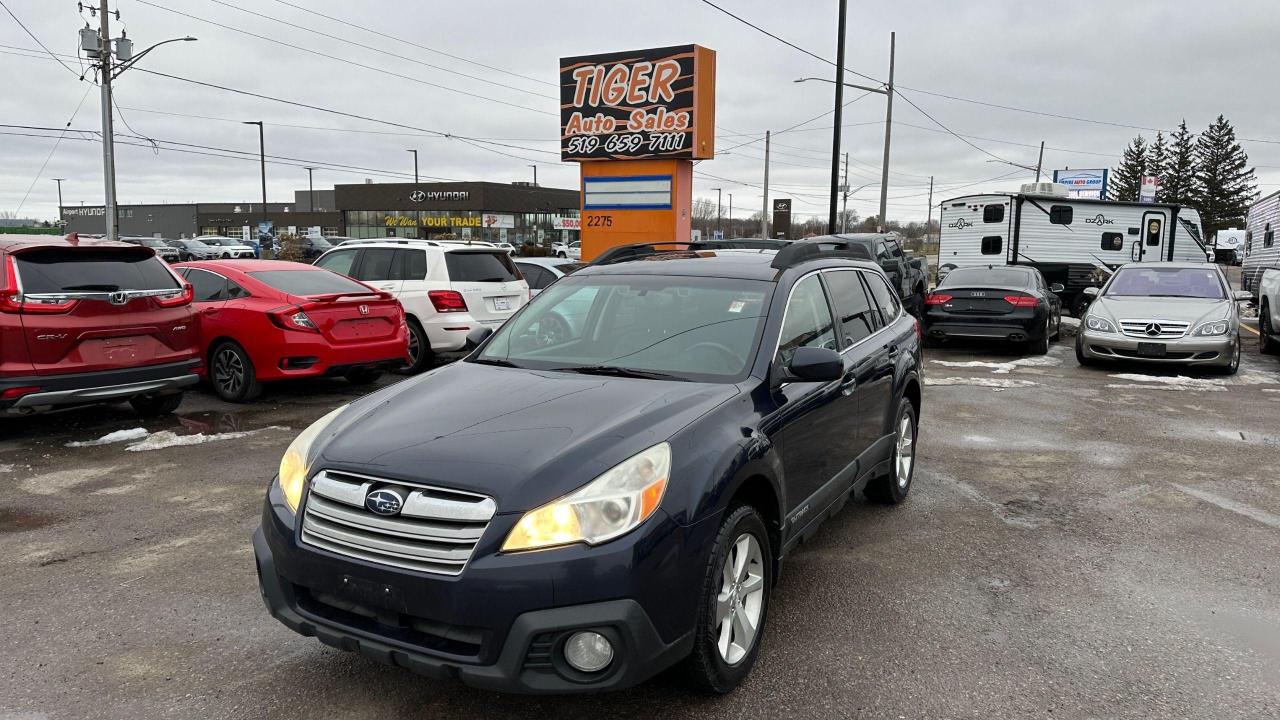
[559,44,716,161]
[1052,169,1109,199]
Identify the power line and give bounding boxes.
[12,88,93,215]
[0,0,82,78]
[892,88,1018,165]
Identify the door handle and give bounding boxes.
[200,307,219,315]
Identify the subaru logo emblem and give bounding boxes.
[358,304,370,315]
[1144,323,1163,337]
[365,487,406,516]
[409,190,426,202]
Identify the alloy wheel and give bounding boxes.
[896,412,915,488]
[214,348,244,396]
[716,533,765,665]
[407,328,421,365]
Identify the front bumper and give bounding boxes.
[1078,328,1236,366]
[254,482,702,693]
[1,358,200,413]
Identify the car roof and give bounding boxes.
[1116,261,1219,270]
[577,248,880,281]
[324,239,503,252]
[0,233,136,251]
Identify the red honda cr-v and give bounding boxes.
[0,234,199,416]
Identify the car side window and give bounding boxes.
[862,272,900,326]
[886,239,904,258]
[226,281,251,299]
[398,249,428,281]
[185,268,227,302]
[776,274,837,365]
[823,270,880,347]
[519,265,552,290]
[875,242,892,263]
[315,249,357,277]
[355,248,397,282]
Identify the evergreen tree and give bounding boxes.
[1109,135,1147,201]
[1162,120,1198,207]
[1194,114,1257,235]
[1148,131,1169,201]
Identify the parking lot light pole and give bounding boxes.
[407,149,418,184]
[53,178,65,225]
[728,193,733,238]
[712,187,722,235]
[243,121,266,251]
[529,164,537,187]
[303,167,316,212]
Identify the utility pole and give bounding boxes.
[728,193,733,238]
[840,153,849,233]
[244,121,266,251]
[713,187,722,235]
[53,178,65,225]
[925,175,934,247]
[828,0,848,234]
[98,0,118,241]
[407,149,419,183]
[1035,140,1045,182]
[304,167,316,211]
[529,164,537,187]
[761,131,771,239]
[877,31,896,233]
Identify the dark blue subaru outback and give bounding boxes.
[254,241,923,694]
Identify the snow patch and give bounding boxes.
[124,425,289,452]
[1059,316,1081,328]
[66,427,149,448]
[1105,383,1226,393]
[1106,373,1229,391]
[963,435,996,444]
[0,463,12,474]
[930,355,1060,375]
[926,376,1039,389]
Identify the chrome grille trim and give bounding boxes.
[1119,319,1190,339]
[300,469,495,576]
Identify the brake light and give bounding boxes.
[429,290,467,313]
[924,293,952,306]
[267,306,319,332]
[1003,295,1039,307]
[156,282,194,308]
[1,386,42,401]
[0,255,76,314]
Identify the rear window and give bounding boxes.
[445,251,519,283]
[941,267,1033,288]
[15,248,179,293]
[249,270,374,296]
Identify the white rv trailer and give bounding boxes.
[1241,190,1280,299]
[1212,228,1247,264]
[937,183,1209,316]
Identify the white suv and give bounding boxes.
[314,239,529,372]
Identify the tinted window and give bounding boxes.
[516,264,552,289]
[445,251,518,282]
[1049,205,1073,225]
[249,270,374,296]
[981,236,1002,255]
[885,239,904,258]
[398,249,427,281]
[185,268,227,301]
[824,270,880,346]
[355,248,397,281]
[554,262,586,274]
[315,249,357,277]
[983,204,1005,223]
[776,274,837,364]
[941,267,1034,288]
[226,281,251,299]
[1101,232,1124,251]
[15,249,179,293]
[863,272,900,325]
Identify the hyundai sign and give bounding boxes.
[1052,169,1108,200]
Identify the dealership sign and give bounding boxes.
[483,213,515,229]
[552,217,581,230]
[1052,169,1108,199]
[559,44,715,161]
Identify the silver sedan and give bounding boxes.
[1075,262,1250,374]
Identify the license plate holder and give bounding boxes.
[493,297,512,311]
[1137,342,1167,357]
[335,574,408,613]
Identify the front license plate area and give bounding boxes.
[1137,342,1167,357]
[335,574,408,614]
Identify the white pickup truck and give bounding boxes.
[1258,268,1280,353]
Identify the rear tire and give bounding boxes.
[865,400,917,504]
[210,341,261,403]
[681,504,772,694]
[396,318,434,375]
[129,392,184,417]
[344,368,382,385]
[1260,302,1278,355]
[1029,323,1050,355]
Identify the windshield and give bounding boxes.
[1105,266,1225,299]
[475,274,771,382]
[445,251,519,283]
[940,267,1032,288]
[249,270,372,296]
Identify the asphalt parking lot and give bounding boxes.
[3,315,1279,718]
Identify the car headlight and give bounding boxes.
[277,405,347,513]
[1085,315,1116,333]
[502,443,671,552]
[1194,320,1230,336]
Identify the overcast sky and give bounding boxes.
[3,0,1278,225]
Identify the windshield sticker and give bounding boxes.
[727,300,746,313]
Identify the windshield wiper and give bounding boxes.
[553,365,687,381]
[471,357,521,368]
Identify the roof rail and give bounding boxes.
[335,238,497,248]
[589,238,789,266]
[769,238,873,269]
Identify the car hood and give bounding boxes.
[1093,296,1232,324]
[314,363,740,512]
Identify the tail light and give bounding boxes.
[0,255,76,314]
[429,290,468,313]
[267,306,319,332]
[924,293,952,306]
[1003,294,1039,308]
[155,282,194,308]
[1,386,42,401]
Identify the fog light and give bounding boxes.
[563,631,613,673]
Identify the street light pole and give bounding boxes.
[828,0,848,234]
[713,187,722,235]
[529,164,537,187]
[53,178,65,225]
[304,167,316,211]
[761,131,771,239]
[243,121,266,251]
[407,149,418,183]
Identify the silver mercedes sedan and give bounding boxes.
[1075,262,1251,374]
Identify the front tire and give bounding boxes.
[1214,337,1241,376]
[1260,302,1278,355]
[129,392,184,416]
[865,399,917,504]
[681,504,772,694]
[210,341,261,402]
[1075,336,1096,367]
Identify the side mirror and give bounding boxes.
[1082,287,1100,298]
[1233,290,1253,302]
[786,346,844,383]
[464,326,493,350]
[1048,283,1065,294]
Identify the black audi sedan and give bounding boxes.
[254,242,923,694]
[922,264,1063,354]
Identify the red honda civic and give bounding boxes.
[173,260,408,402]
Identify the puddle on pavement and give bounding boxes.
[0,506,61,533]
